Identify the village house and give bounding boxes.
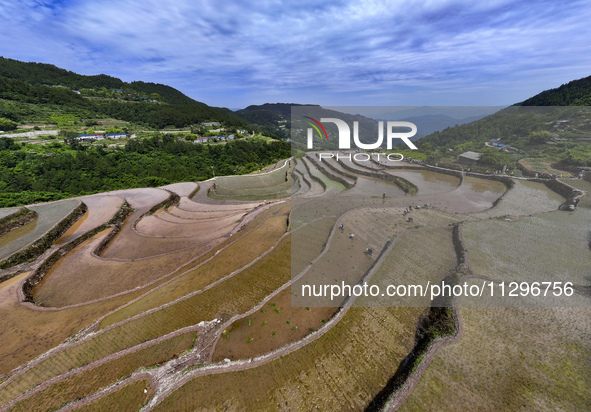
[457,151,482,165]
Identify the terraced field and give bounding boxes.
[209,159,293,200]
[0,199,80,261]
[0,157,588,411]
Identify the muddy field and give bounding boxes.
[0,199,79,260]
[0,156,589,411]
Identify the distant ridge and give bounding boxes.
[518,74,591,106]
[0,57,249,128]
[0,56,198,106]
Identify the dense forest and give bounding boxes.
[518,74,591,106]
[0,135,291,207]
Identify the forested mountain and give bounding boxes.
[0,57,196,105]
[234,103,306,138]
[0,57,249,129]
[415,87,591,167]
[236,103,384,147]
[518,75,591,106]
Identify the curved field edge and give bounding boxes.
[4,331,195,412]
[0,208,37,238]
[3,215,333,411]
[398,305,591,411]
[24,201,135,304]
[0,204,283,398]
[67,379,153,412]
[365,224,467,411]
[99,203,291,327]
[145,224,462,411]
[0,200,84,271]
[150,306,425,411]
[213,158,291,192]
[210,217,338,360]
[30,201,278,309]
[0,222,291,405]
[207,159,293,200]
[336,156,419,194]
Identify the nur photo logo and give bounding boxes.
[304,117,418,150]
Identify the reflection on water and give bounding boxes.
[462,176,506,194]
[54,211,89,245]
[452,176,507,210]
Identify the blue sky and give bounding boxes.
[1,0,590,108]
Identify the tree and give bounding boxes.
[0,117,19,130]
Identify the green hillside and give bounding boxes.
[518,75,591,106]
[0,57,249,129]
[414,75,591,167]
[0,56,196,105]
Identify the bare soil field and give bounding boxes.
[72,378,153,412]
[31,229,220,307]
[212,287,338,362]
[357,226,459,308]
[100,205,290,327]
[177,195,258,212]
[0,272,147,377]
[134,213,240,238]
[293,207,414,308]
[1,157,589,411]
[155,209,243,224]
[5,331,194,412]
[464,208,591,293]
[400,305,591,411]
[0,236,293,404]
[158,181,198,197]
[215,160,290,192]
[211,217,337,361]
[152,306,425,411]
[54,195,124,245]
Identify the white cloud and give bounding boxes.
[1,0,591,106]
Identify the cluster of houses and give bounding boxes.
[76,133,128,141]
[487,138,517,151]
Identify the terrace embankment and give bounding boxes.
[306,154,355,189]
[0,200,85,271]
[26,201,134,304]
[366,223,467,411]
[532,178,584,209]
[0,208,37,238]
[337,156,419,194]
[208,159,293,201]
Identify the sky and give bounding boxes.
[1,0,591,109]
